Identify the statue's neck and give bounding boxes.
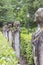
[38,24,43,30]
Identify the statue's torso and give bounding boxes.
[32,28,43,65]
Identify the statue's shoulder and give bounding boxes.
[31,28,42,44]
[32,28,41,38]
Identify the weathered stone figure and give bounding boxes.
[7,24,13,46]
[13,21,20,59]
[3,24,13,46]
[3,25,8,40]
[31,8,43,65]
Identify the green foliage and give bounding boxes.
[20,27,28,34]
[0,0,43,27]
[26,43,34,65]
[0,32,18,65]
[20,29,34,65]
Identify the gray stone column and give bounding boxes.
[8,29,13,46]
[13,21,20,59]
[7,24,13,46]
[3,25,8,40]
[3,24,13,46]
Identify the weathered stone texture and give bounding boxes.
[32,8,43,65]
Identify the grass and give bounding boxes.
[0,32,18,65]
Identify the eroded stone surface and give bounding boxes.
[32,8,43,65]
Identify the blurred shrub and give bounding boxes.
[20,29,34,65]
[26,43,34,65]
[0,32,18,65]
[20,27,28,34]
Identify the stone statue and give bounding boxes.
[13,21,20,59]
[2,25,8,39]
[31,8,43,65]
[7,24,13,46]
[3,23,13,46]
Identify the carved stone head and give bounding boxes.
[34,8,43,24]
[14,21,20,28]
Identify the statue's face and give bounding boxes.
[34,8,43,23]
[34,13,40,24]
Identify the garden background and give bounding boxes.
[0,0,43,65]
